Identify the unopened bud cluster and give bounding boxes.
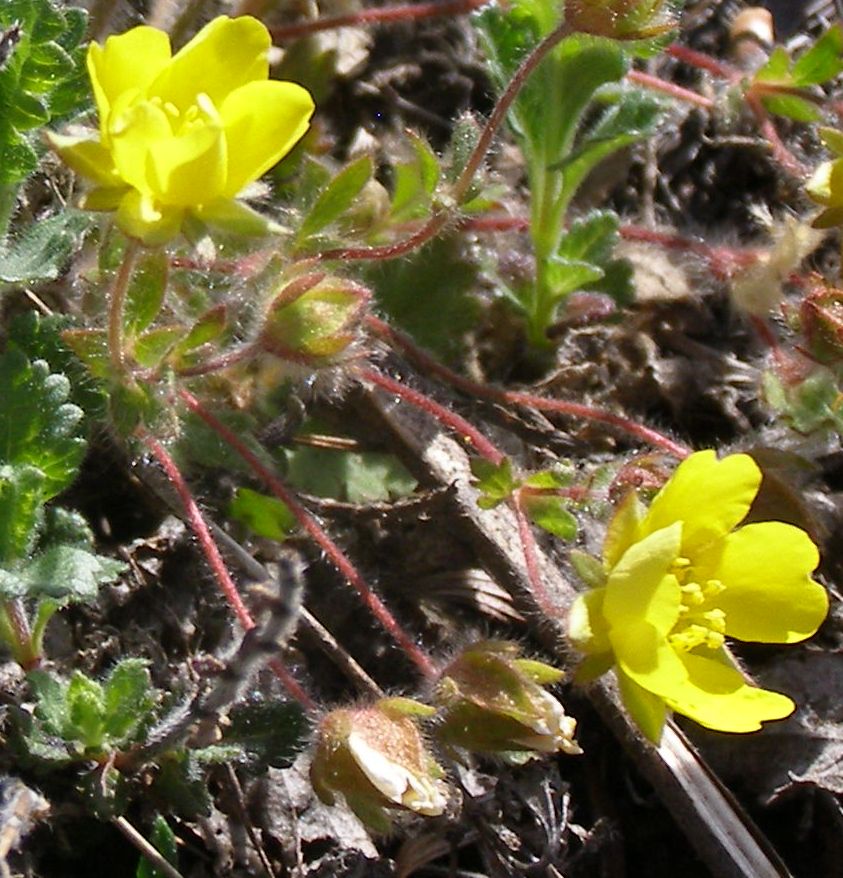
[310,643,579,830]
[565,0,675,39]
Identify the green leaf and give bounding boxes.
[150,750,212,818]
[67,670,106,749]
[2,544,124,602]
[297,155,374,241]
[544,258,604,302]
[470,457,517,509]
[133,326,185,368]
[761,93,821,123]
[791,25,843,86]
[136,815,179,878]
[363,234,480,361]
[522,494,577,539]
[124,250,168,335]
[284,445,417,503]
[0,464,45,565]
[28,668,69,736]
[103,659,155,745]
[11,312,108,419]
[0,0,90,187]
[0,348,86,499]
[223,701,309,769]
[0,211,95,283]
[754,46,793,85]
[390,133,441,221]
[570,548,607,589]
[229,487,297,540]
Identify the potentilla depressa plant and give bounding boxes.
[2,0,839,873]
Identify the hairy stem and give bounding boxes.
[270,0,491,41]
[176,389,439,680]
[108,239,140,376]
[316,19,573,263]
[366,315,691,458]
[139,430,315,710]
[360,368,503,464]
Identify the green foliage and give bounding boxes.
[10,312,108,418]
[763,367,843,434]
[0,347,86,501]
[223,701,310,769]
[136,815,179,878]
[471,457,578,539]
[24,659,157,761]
[229,487,297,540]
[363,234,480,361]
[284,444,417,503]
[754,26,843,122]
[296,154,374,245]
[0,210,95,283]
[475,4,666,348]
[0,349,121,665]
[0,0,89,187]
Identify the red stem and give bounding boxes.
[270,0,491,41]
[745,91,809,178]
[513,493,559,618]
[366,315,691,459]
[666,43,741,81]
[316,18,573,264]
[627,69,714,110]
[139,430,315,710]
[360,367,503,465]
[175,390,438,680]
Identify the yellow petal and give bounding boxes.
[604,523,682,635]
[663,652,795,732]
[603,489,645,569]
[220,80,314,196]
[616,669,668,743]
[700,522,827,644]
[87,26,171,135]
[642,451,761,556]
[115,190,183,245]
[109,101,172,197]
[611,620,688,694]
[148,16,271,113]
[146,97,227,205]
[568,589,611,655]
[46,132,120,187]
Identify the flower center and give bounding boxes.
[668,557,727,652]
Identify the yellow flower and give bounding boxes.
[568,450,828,742]
[806,128,843,229]
[49,16,314,245]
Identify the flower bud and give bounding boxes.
[310,698,449,832]
[257,273,370,366]
[565,0,675,39]
[799,281,843,364]
[433,641,581,764]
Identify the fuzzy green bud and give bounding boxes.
[310,698,449,832]
[258,272,370,366]
[433,641,581,764]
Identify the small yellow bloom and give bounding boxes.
[806,128,843,229]
[568,450,828,742]
[49,16,314,245]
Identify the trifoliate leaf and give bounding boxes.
[470,457,517,509]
